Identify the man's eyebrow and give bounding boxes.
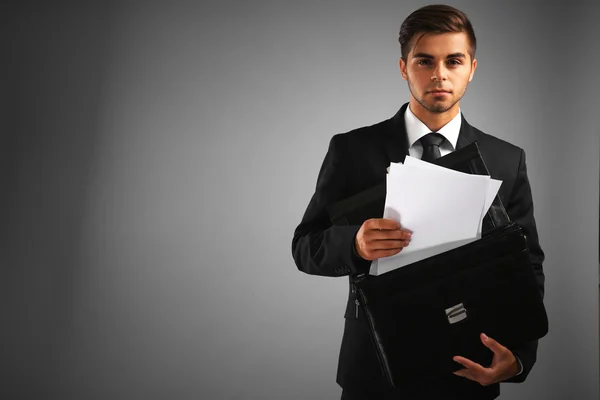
[412,52,467,59]
[413,53,433,59]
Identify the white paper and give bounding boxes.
[403,156,502,235]
[370,157,501,276]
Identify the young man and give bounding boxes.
[292,4,545,399]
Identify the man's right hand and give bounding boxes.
[354,218,412,261]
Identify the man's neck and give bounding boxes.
[408,101,460,132]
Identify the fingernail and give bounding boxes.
[482,333,488,340]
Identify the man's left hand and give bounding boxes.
[452,333,520,386]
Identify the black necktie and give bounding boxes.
[419,132,445,163]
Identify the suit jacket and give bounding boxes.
[291,103,545,399]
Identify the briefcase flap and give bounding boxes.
[354,223,548,389]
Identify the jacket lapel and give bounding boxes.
[456,114,479,150]
[382,103,411,166]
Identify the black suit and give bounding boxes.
[292,103,545,399]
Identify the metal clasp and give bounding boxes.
[445,303,467,324]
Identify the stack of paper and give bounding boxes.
[370,156,502,276]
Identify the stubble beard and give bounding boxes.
[408,79,468,114]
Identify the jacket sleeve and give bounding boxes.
[503,149,546,383]
[291,134,372,277]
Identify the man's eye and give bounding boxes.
[447,59,462,65]
[417,60,432,66]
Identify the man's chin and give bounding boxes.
[424,102,452,113]
[413,94,459,114]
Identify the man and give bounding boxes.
[291,4,545,400]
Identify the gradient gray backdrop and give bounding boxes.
[3,1,599,399]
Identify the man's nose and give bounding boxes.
[431,64,448,81]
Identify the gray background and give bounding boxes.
[2,1,599,399]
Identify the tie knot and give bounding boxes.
[420,132,445,148]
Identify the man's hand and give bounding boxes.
[452,333,521,386]
[355,218,412,261]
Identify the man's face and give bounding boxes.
[399,32,476,116]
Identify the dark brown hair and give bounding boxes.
[398,4,476,60]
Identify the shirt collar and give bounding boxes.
[404,105,462,150]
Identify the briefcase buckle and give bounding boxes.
[446,303,467,324]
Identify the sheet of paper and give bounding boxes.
[403,156,502,235]
[384,163,487,251]
[372,161,489,275]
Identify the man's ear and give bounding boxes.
[469,58,477,82]
[399,58,408,80]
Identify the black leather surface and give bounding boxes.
[353,223,548,389]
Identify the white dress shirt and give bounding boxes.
[404,105,462,158]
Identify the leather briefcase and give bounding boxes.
[352,222,547,388]
[328,142,548,389]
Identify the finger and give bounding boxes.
[368,229,412,241]
[453,369,494,386]
[369,239,409,249]
[480,333,506,356]
[369,239,410,250]
[365,218,401,231]
[453,357,494,386]
[452,368,474,380]
[366,231,412,245]
[370,248,404,259]
[452,356,488,375]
